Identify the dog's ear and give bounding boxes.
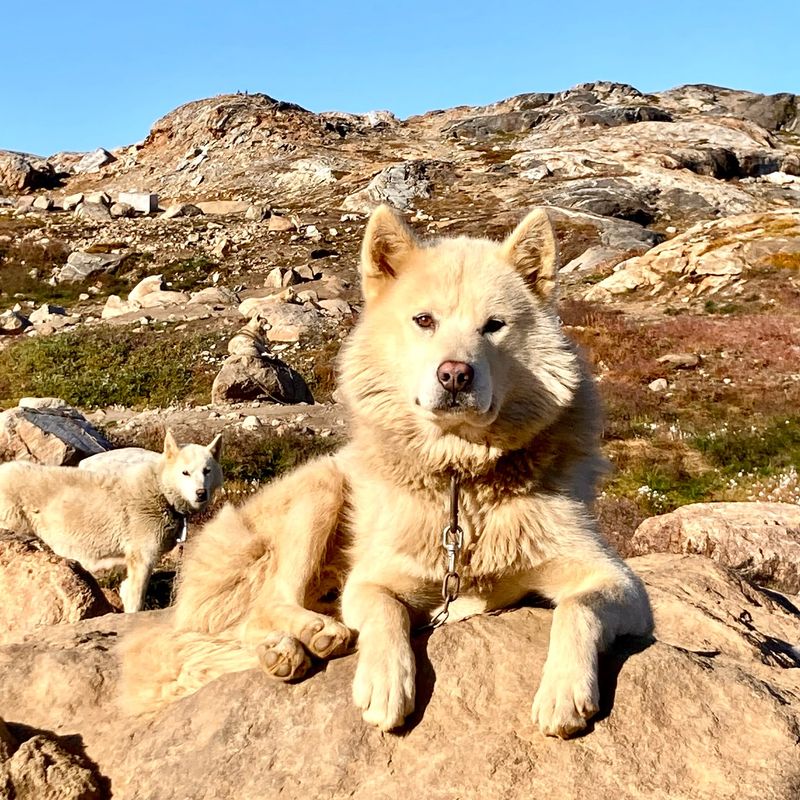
[500,208,560,300]
[163,429,179,459]
[360,204,418,303]
[207,433,223,462]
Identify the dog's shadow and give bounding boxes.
[396,622,654,737]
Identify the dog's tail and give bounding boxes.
[118,616,259,716]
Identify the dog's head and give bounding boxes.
[161,431,224,513]
[339,205,583,461]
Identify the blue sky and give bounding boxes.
[2,0,799,156]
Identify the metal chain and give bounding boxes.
[426,473,463,630]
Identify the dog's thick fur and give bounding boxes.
[122,206,652,737]
[0,431,223,612]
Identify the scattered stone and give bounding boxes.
[60,193,84,211]
[85,191,111,206]
[648,378,668,392]
[212,238,232,258]
[268,214,297,232]
[282,269,300,288]
[117,191,159,214]
[162,202,203,219]
[32,195,53,211]
[246,204,271,221]
[0,310,30,336]
[0,403,113,465]
[318,298,352,318]
[241,415,261,431]
[294,264,320,282]
[74,148,115,174]
[190,286,238,306]
[0,152,56,192]
[656,353,701,369]
[0,530,114,644]
[74,202,112,222]
[28,303,66,325]
[110,201,135,218]
[57,250,125,283]
[265,267,284,289]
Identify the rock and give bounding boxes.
[28,303,66,325]
[0,530,113,644]
[18,397,72,411]
[294,264,320,282]
[195,200,250,216]
[648,378,668,392]
[109,201,134,218]
[587,209,800,299]
[73,202,112,222]
[212,237,232,258]
[189,286,238,306]
[32,195,53,211]
[281,269,300,287]
[265,267,284,288]
[60,193,84,211]
[0,310,30,335]
[268,214,297,232]
[241,415,261,431]
[0,556,798,799]
[138,290,190,308]
[100,294,130,320]
[128,275,165,302]
[84,191,111,206]
[56,251,125,283]
[0,404,113,466]
[1,734,104,800]
[630,502,800,593]
[656,353,701,369]
[245,204,270,221]
[74,148,115,174]
[117,191,158,214]
[211,354,314,405]
[318,298,352,318]
[342,160,448,213]
[162,202,203,219]
[0,152,56,192]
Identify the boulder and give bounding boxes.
[56,251,125,284]
[74,148,115,174]
[268,214,298,232]
[32,195,53,211]
[587,209,800,299]
[0,731,104,800]
[630,502,800,593]
[0,556,797,799]
[195,200,250,216]
[0,404,113,466]
[74,202,112,222]
[0,310,30,336]
[0,152,56,192]
[211,354,313,405]
[342,160,451,213]
[110,202,135,218]
[0,530,113,645]
[117,192,158,214]
[162,203,203,219]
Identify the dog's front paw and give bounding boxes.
[352,642,416,731]
[531,661,599,738]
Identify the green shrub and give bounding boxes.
[0,325,219,408]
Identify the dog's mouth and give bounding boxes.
[415,396,498,426]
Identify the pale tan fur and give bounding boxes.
[0,431,223,612]
[121,206,653,737]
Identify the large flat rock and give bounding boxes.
[0,555,797,799]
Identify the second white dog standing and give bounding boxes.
[0,430,223,612]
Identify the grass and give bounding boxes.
[0,325,221,408]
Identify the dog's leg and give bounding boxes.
[120,551,153,613]
[341,570,415,731]
[239,456,352,677]
[528,551,652,738]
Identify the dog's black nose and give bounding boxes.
[196,489,208,502]
[437,361,474,394]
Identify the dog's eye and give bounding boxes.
[182,470,190,477]
[413,313,435,330]
[482,318,506,335]
[203,468,210,475]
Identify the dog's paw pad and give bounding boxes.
[257,633,310,681]
[299,617,352,659]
